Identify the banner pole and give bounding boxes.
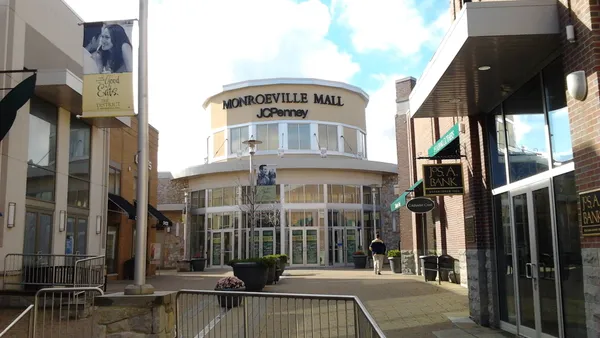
[125,0,154,295]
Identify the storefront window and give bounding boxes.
[503,75,549,183]
[229,126,249,155]
[318,124,338,151]
[553,172,586,336]
[256,124,279,151]
[543,58,573,166]
[288,123,311,150]
[494,193,516,324]
[27,97,58,202]
[327,185,359,203]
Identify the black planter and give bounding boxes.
[274,266,282,282]
[191,258,206,272]
[266,264,276,285]
[216,288,244,308]
[352,255,367,269]
[388,257,402,273]
[232,262,268,291]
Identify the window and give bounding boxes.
[256,124,279,151]
[242,185,280,204]
[357,132,367,158]
[287,123,311,150]
[328,185,359,203]
[191,190,206,208]
[342,127,357,155]
[67,116,92,208]
[65,216,88,255]
[543,57,573,166]
[24,211,53,254]
[229,126,249,155]
[285,185,323,203]
[207,212,236,229]
[493,193,516,324]
[362,186,380,205]
[317,124,338,151]
[489,107,507,188]
[208,187,237,207]
[26,97,58,202]
[108,167,121,195]
[286,210,321,227]
[190,215,206,257]
[213,131,225,158]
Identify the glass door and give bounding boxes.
[223,231,235,266]
[211,232,221,266]
[210,230,236,267]
[510,180,561,338]
[247,229,276,257]
[290,230,304,265]
[329,228,345,266]
[290,228,320,266]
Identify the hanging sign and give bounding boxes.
[580,188,600,237]
[406,198,436,213]
[422,163,464,196]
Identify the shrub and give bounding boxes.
[215,276,244,290]
[278,254,289,264]
[387,249,401,258]
[261,256,278,267]
[353,250,365,256]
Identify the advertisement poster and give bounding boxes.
[81,20,135,118]
[256,164,277,202]
[150,243,161,265]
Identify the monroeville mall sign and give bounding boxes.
[222,92,345,119]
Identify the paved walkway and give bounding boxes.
[107,268,514,337]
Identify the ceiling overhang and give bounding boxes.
[34,69,131,128]
[409,0,561,118]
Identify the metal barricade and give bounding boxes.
[176,290,386,338]
[31,287,104,338]
[0,304,34,337]
[2,254,105,290]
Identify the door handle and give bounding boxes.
[525,263,532,279]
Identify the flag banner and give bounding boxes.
[81,20,135,118]
[256,164,277,203]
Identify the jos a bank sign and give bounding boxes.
[222,92,345,119]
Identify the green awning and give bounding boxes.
[391,179,423,212]
[428,123,460,157]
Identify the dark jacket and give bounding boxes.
[369,239,386,255]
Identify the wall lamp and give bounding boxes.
[566,71,587,101]
[7,202,16,228]
[96,215,102,234]
[59,210,66,232]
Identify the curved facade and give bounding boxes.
[175,78,398,268]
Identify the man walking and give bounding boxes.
[369,233,386,275]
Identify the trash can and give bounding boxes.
[419,255,438,282]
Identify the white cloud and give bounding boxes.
[64,0,361,172]
[334,0,450,56]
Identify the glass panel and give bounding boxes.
[257,124,279,151]
[268,124,279,150]
[26,166,55,201]
[543,58,573,166]
[553,172,586,336]
[344,185,358,203]
[199,190,206,208]
[77,218,88,254]
[23,212,37,254]
[288,124,299,149]
[106,227,118,274]
[212,188,223,207]
[230,127,240,154]
[291,230,304,265]
[289,211,304,227]
[65,217,76,255]
[343,127,357,154]
[212,233,221,266]
[191,191,199,208]
[513,193,535,329]
[532,187,559,336]
[108,167,121,195]
[263,230,274,256]
[223,187,235,206]
[223,232,233,265]
[306,230,318,264]
[346,229,357,263]
[67,176,90,208]
[298,124,310,149]
[318,124,328,150]
[504,76,549,182]
[304,185,322,203]
[328,185,343,203]
[28,97,58,169]
[344,211,358,227]
[213,131,225,157]
[287,184,303,203]
[490,107,507,188]
[190,215,206,258]
[494,193,516,324]
[69,117,91,180]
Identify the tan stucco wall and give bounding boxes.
[207,84,367,131]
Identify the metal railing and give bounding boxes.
[2,254,105,290]
[176,290,386,338]
[31,287,104,338]
[0,304,34,337]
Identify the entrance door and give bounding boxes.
[210,230,235,267]
[248,229,276,257]
[290,228,319,266]
[329,228,358,266]
[510,181,560,338]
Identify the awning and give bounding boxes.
[108,193,136,220]
[391,179,423,212]
[409,0,560,118]
[427,123,460,158]
[135,201,173,228]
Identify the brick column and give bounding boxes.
[395,77,418,274]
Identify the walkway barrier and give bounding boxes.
[0,304,33,337]
[176,289,386,338]
[2,254,106,290]
[31,286,104,338]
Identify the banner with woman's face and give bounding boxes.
[81,20,135,118]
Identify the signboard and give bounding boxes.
[422,163,464,196]
[406,198,436,213]
[580,189,600,237]
[256,164,277,202]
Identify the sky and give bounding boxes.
[63,0,451,172]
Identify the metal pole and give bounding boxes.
[125,0,154,295]
[249,151,254,257]
[371,188,376,240]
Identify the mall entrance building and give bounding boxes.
[394,1,599,337]
[172,78,398,269]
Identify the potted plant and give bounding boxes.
[190,252,206,272]
[214,276,245,308]
[272,254,286,282]
[387,249,402,273]
[278,254,288,272]
[352,250,367,269]
[262,256,278,285]
[228,258,268,291]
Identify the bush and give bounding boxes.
[261,256,279,267]
[215,276,244,290]
[353,250,366,256]
[387,249,401,258]
[278,254,289,264]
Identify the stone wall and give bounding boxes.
[157,172,188,204]
[380,173,399,251]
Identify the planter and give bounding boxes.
[232,262,268,291]
[266,264,276,285]
[388,257,402,274]
[274,266,282,282]
[215,288,245,308]
[352,255,367,269]
[191,258,206,272]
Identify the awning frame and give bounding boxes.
[391,179,424,212]
[108,193,136,220]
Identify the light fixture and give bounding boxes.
[59,210,66,232]
[566,24,576,43]
[242,137,262,155]
[478,65,491,71]
[96,215,102,234]
[566,70,587,101]
[7,202,16,228]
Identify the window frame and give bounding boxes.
[229,126,249,155]
[287,123,311,150]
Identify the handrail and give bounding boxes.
[353,296,388,337]
[0,304,33,337]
